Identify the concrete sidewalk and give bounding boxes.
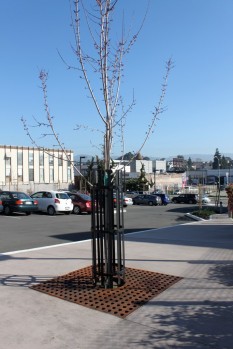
[1,215,233,349]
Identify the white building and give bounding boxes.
[152,160,167,173]
[112,160,131,174]
[0,145,74,193]
[130,160,153,174]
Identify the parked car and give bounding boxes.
[123,196,133,206]
[200,195,211,204]
[171,194,198,204]
[30,191,73,215]
[154,193,170,205]
[132,194,162,206]
[0,191,38,215]
[66,192,92,214]
[173,189,182,195]
[151,190,164,194]
[126,191,144,195]
[0,198,3,213]
[113,193,130,207]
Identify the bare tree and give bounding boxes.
[22,0,172,289]
[22,0,172,175]
[63,0,172,169]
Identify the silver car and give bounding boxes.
[31,191,73,215]
[132,194,162,206]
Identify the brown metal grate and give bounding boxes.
[31,266,182,318]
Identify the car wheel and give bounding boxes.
[173,199,177,203]
[25,212,31,216]
[188,200,193,204]
[47,206,56,216]
[4,206,11,215]
[148,201,153,206]
[73,206,81,215]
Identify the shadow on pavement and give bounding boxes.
[133,301,233,349]
[125,224,233,250]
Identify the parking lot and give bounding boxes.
[0,203,199,253]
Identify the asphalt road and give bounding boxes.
[0,203,202,254]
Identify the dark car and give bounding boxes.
[66,192,92,214]
[0,191,38,215]
[0,198,3,213]
[132,194,162,206]
[171,193,198,204]
[154,193,170,205]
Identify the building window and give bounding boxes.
[67,167,71,181]
[17,150,23,166]
[29,168,34,181]
[58,156,63,166]
[67,154,71,167]
[5,157,11,178]
[28,150,34,181]
[39,151,44,182]
[39,167,44,182]
[29,151,34,166]
[39,151,44,166]
[49,167,54,182]
[49,154,54,166]
[18,167,23,181]
[17,150,23,181]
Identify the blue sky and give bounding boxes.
[1,0,233,160]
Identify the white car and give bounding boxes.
[31,191,73,215]
[123,196,133,206]
[201,195,211,204]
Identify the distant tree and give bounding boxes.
[187,157,193,170]
[117,152,134,161]
[221,155,228,169]
[143,156,150,160]
[85,157,95,191]
[213,148,221,169]
[125,178,140,191]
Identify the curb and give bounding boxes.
[185,213,206,221]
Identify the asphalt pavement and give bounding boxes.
[0,213,233,349]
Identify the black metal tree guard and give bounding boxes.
[91,169,125,289]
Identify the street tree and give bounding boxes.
[22,0,172,175]
[22,0,172,289]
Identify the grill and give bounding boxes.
[31,266,182,318]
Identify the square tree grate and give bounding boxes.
[31,266,182,318]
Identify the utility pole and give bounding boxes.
[79,156,86,192]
